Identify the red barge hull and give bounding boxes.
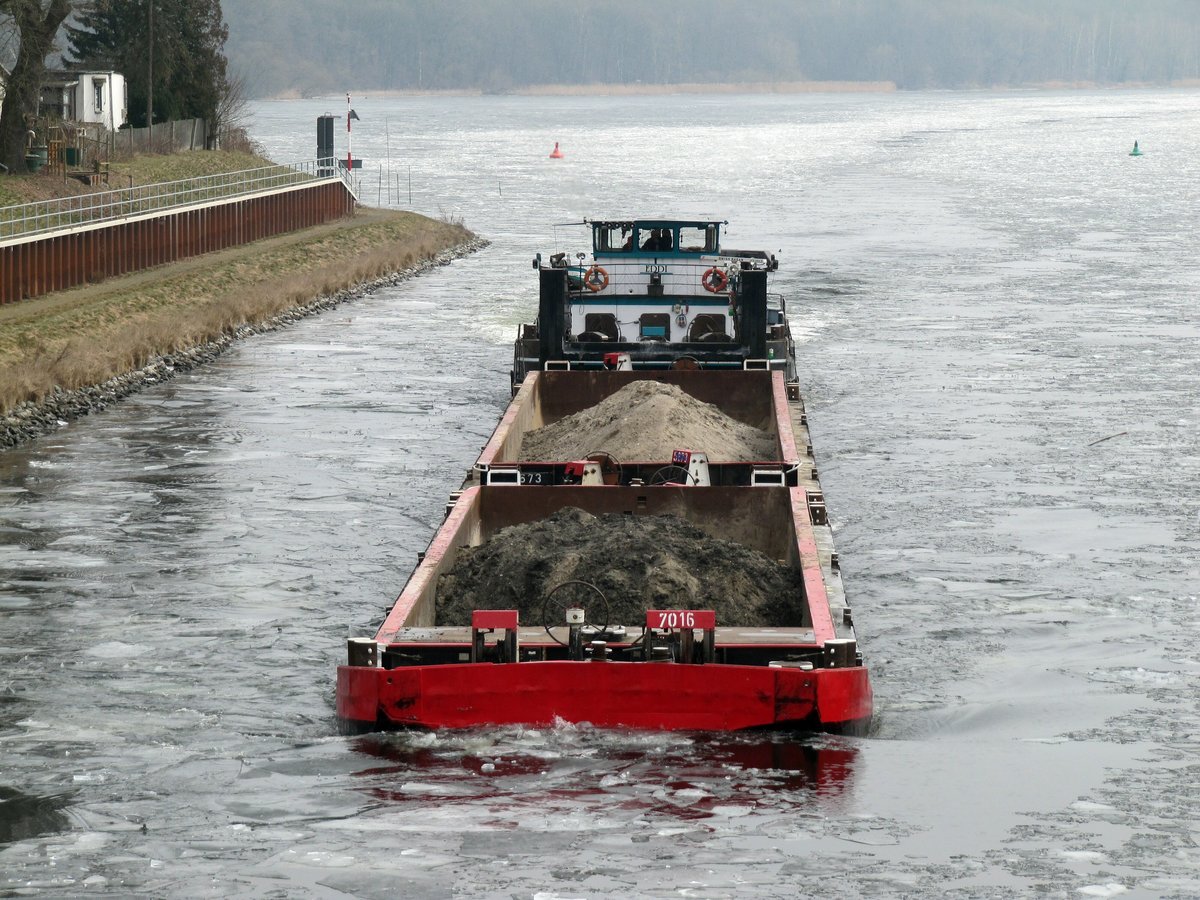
[338,660,871,732]
[338,376,872,735]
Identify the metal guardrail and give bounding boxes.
[0,158,355,242]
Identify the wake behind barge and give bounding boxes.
[337,219,871,734]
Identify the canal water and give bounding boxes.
[2,90,1198,897]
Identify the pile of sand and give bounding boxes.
[435,507,804,628]
[517,381,777,462]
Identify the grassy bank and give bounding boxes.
[0,208,474,412]
[0,150,276,208]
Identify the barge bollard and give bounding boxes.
[823,639,857,668]
[347,637,378,668]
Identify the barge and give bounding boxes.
[336,219,871,734]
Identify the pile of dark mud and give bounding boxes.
[435,507,804,628]
[517,381,777,462]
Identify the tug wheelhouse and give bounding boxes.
[512,219,794,390]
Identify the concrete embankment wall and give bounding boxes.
[0,180,355,305]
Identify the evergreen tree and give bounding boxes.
[67,0,229,128]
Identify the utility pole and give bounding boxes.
[147,1,154,142]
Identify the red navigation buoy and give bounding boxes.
[549,142,563,159]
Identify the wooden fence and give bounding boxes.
[114,118,211,156]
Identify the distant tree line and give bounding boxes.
[221,0,1200,97]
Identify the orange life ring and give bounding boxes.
[701,267,729,293]
[583,265,610,292]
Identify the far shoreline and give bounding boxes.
[261,78,1200,102]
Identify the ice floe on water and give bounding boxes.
[3,90,1200,897]
[82,641,151,659]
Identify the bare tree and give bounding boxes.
[0,0,73,173]
[214,66,257,151]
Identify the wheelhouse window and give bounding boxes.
[639,313,671,341]
[93,80,105,113]
[638,228,674,252]
[687,314,729,342]
[595,224,633,252]
[582,313,619,342]
[678,225,716,253]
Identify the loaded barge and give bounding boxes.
[337,219,871,733]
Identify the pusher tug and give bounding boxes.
[337,219,871,733]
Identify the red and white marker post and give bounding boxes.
[346,92,353,171]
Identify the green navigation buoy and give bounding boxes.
[1130,140,1143,157]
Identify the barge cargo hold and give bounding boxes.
[337,483,870,732]
[336,219,871,734]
